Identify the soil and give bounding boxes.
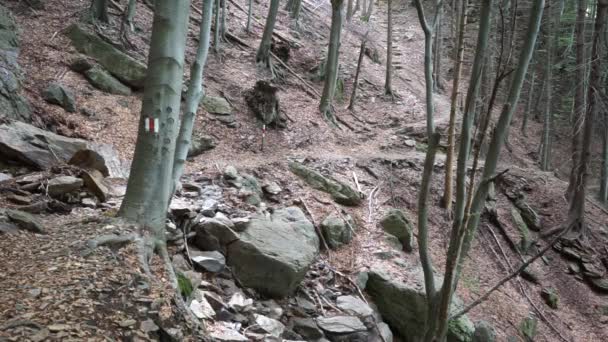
[1,0,607,341]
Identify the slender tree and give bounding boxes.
[256,0,281,71]
[172,0,214,194]
[119,0,191,283]
[385,0,394,96]
[90,0,109,22]
[319,0,345,124]
[441,0,468,212]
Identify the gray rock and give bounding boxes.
[65,24,146,88]
[42,82,76,112]
[188,135,216,157]
[47,176,83,196]
[379,209,414,252]
[191,250,226,273]
[6,209,45,234]
[336,296,373,317]
[291,318,323,339]
[316,316,366,334]
[289,162,363,206]
[473,321,496,342]
[84,65,132,95]
[253,314,285,337]
[0,5,31,122]
[227,207,319,297]
[321,212,354,249]
[203,96,232,115]
[366,266,475,342]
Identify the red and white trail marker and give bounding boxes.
[144,117,159,134]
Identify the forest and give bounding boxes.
[0,0,607,341]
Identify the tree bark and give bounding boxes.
[172,0,214,195]
[384,0,393,96]
[119,0,191,246]
[442,0,468,211]
[319,0,345,124]
[256,0,280,68]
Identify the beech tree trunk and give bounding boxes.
[119,0,190,255]
[256,0,280,68]
[319,0,345,124]
[384,0,393,96]
[172,0,214,195]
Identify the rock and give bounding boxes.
[515,199,541,231]
[224,166,239,180]
[227,207,319,297]
[65,24,146,88]
[472,321,496,342]
[188,135,216,157]
[191,250,226,273]
[321,212,354,249]
[379,209,414,252]
[291,318,324,339]
[518,316,538,342]
[511,208,532,253]
[336,296,374,317]
[42,82,76,112]
[316,316,366,334]
[366,266,474,342]
[263,181,282,195]
[254,314,285,337]
[84,65,132,95]
[7,194,31,205]
[0,4,31,122]
[47,176,83,197]
[190,297,216,319]
[228,292,253,311]
[5,209,45,233]
[203,96,232,115]
[289,162,363,206]
[193,216,239,253]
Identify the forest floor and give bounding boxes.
[1,0,608,341]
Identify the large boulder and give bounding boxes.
[65,24,146,88]
[0,120,124,176]
[42,82,76,112]
[289,162,364,206]
[366,266,475,342]
[227,207,319,297]
[379,209,414,252]
[0,4,31,122]
[84,66,132,95]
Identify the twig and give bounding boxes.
[300,197,331,256]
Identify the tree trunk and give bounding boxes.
[319,0,345,124]
[567,0,588,199]
[349,37,367,110]
[119,0,190,258]
[385,0,393,96]
[566,0,607,234]
[172,0,214,195]
[246,0,253,33]
[441,0,468,211]
[256,0,281,69]
[90,0,109,22]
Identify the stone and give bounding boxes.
[291,318,323,339]
[0,4,31,122]
[518,316,538,342]
[316,316,366,334]
[82,170,110,202]
[224,166,239,180]
[263,181,282,195]
[42,82,76,112]
[289,162,363,206]
[188,135,216,157]
[203,96,232,115]
[191,250,226,273]
[65,24,146,88]
[336,296,374,317]
[540,287,559,309]
[227,207,319,297]
[193,216,239,253]
[321,212,354,249]
[515,199,541,231]
[84,65,132,95]
[472,321,496,342]
[511,208,532,253]
[190,297,215,319]
[366,266,475,342]
[254,314,285,337]
[47,176,83,197]
[5,209,45,233]
[379,209,414,252]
